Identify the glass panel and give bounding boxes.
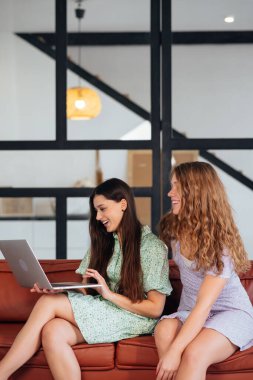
[67,197,89,259]
[172,1,253,138]
[0,0,55,141]
[0,197,55,217]
[172,0,252,31]
[67,0,150,32]
[67,220,90,259]
[208,150,253,181]
[172,150,199,167]
[67,197,89,218]
[0,220,56,259]
[127,150,152,186]
[0,196,56,259]
[0,150,96,188]
[67,0,150,140]
[172,45,253,138]
[0,149,151,188]
[135,197,151,227]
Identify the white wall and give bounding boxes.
[172,44,253,140]
[0,33,18,139]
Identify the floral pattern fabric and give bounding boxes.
[67,225,172,344]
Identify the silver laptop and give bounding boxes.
[0,239,102,290]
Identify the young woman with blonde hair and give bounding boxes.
[155,161,253,380]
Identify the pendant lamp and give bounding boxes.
[67,0,101,120]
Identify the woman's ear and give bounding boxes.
[121,199,127,212]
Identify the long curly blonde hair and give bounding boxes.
[159,162,250,274]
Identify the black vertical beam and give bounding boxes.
[150,0,161,232]
[55,0,67,258]
[162,0,172,216]
[56,195,67,259]
[55,0,67,143]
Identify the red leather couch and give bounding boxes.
[0,259,252,380]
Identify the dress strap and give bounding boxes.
[171,240,180,260]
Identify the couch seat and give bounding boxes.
[208,346,253,373]
[0,323,115,370]
[116,336,158,369]
[116,335,253,375]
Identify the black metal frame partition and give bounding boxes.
[161,2,253,216]
[0,0,252,259]
[0,0,162,259]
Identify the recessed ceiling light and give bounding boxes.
[224,15,235,23]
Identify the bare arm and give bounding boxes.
[85,268,166,318]
[106,289,166,318]
[169,274,228,354]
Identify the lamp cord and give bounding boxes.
[78,17,81,87]
[75,1,85,88]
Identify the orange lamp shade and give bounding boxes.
[67,87,102,120]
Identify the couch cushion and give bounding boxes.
[239,264,253,305]
[116,336,158,369]
[208,347,253,373]
[0,323,115,370]
[0,260,82,322]
[116,335,253,374]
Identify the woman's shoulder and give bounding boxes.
[141,225,163,243]
[140,225,168,256]
[206,248,235,278]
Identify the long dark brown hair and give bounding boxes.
[159,162,249,274]
[88,178,144,302]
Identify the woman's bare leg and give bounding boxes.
[42,318,85,380]
[176,328,237,380]
[0,293,78,380]
[154,318,182,357]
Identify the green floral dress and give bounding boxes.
[67,225,172,344]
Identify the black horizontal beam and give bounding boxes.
[0,140,152,150]
[171,138,253,150]
[18,32,148,46]
[173,31,253,45]
[18,31,253,46]
[1,138,252,151]
[59,32,149,46]
[0,187,153,197]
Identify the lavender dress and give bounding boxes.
[161,242,253,351]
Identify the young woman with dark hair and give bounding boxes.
[155,162,253,380]
[0,178,172,380]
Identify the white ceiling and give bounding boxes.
[2,0,252,33]
[172,0,253,31]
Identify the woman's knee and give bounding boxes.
[154,318,180,341]
[42,319,67,351]
[35,293,70,317]
[181,342,208,370]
